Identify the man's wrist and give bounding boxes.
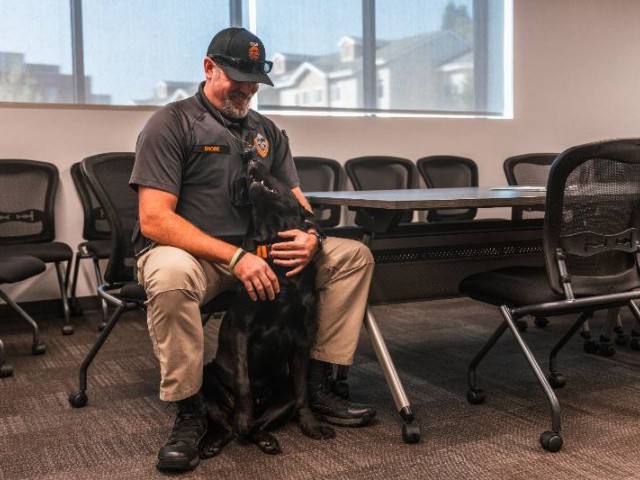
[229,247,247,270]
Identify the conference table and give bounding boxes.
[305,186,547,444]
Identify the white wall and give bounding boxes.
[1,0,640,302]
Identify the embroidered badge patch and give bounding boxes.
[254,133,269,158]
[248,42,260,61]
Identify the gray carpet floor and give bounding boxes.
[2,297,640,479]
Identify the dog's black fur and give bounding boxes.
[200,156,335,456]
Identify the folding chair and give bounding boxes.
[0,159,73,334]
[417,155,479,222]
[0,255,47,377]
[69,161,112,329]
[68,153,234,408]
[460,138,640,452]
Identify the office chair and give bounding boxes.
[0,159,74,335]
[0,255,47,377]
[68,152,234,408]
[416,155,479,222]
[69,161,112,329]
[459,138,640,452]
[503,153,557,220]
[294,156,345,228]
[345,156,419,224]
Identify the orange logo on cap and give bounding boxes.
[248,42,260,61]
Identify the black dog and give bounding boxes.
[200,156,335,456]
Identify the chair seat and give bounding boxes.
[0,256,46,284]
[459,266,564,307]
[85,240,111,258]
[2,242,73,263]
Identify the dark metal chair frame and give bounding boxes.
[294,156,346,228]
[0,255,47,378]
[69,161,112,328]
[0,159,73,334]
[68,152,234,408]
[503,153,558,220]
[345,156,418,224]
[416,155,479,222]
[460,138,640,452]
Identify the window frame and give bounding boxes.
[0,0,512,118]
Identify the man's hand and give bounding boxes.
[233,253,280,301]
[271,229,319,277]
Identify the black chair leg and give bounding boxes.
[92,259,109,330]
[55,261,73,335]
[0,337,13,378]
[68,300,134,408]
[500,306,563,452]
[0,288,46,355]
[467,319,509,397]
[69,251,84,316]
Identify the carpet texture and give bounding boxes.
[2,298,640,479]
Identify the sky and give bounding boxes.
[0,0,472,104]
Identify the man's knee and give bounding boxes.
[140,248,208,298]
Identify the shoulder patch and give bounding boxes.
[253,133,269,158]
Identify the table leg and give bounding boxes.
[365,306,420,443]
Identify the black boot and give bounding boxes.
[156,393,208,472]
[308,359,376,427]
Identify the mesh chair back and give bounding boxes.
[71,162,111,241]
[345,156,418,223]
[0,159,59,244]
[294,156,345,228]
[81,153,137,284]
[504,153,557,220]
[417,155,478,222]
[544,139,640,296]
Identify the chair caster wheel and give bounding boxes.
[466,388,485,405]
[584,340,598,354]
[32,342,46,355]
[98,322,106,332]
[615,334,629,346]
[68,390,88,408]
[401,423,421,444]
[597,344,615,357]
[547,372,566,389]
[580,330,591,340]
[62,324,74,336]
[614,325,625,335]
[0,364,13,378]
[516,320,528,332]
[540,430,563,452]
[534,316,549,328]
[631,338,640,351]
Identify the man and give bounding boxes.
[130,27,376,472]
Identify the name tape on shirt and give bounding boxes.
[196,145,230,154]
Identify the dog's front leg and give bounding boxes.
[232,329,253,441]
[290,349,335,440]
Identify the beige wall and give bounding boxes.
[1,0,640,302]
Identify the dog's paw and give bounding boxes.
[201,429,234,458]
[300,420,336,440]
[250,430,282,455]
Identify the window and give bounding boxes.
[0,0,511,117]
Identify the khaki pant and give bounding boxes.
[136,237,374,401]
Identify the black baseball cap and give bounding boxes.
[206,27,274,86]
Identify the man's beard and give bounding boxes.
[221,95,251,119]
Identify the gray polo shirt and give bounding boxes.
[130,82,299,251]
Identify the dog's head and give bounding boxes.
[244,156,314,249]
